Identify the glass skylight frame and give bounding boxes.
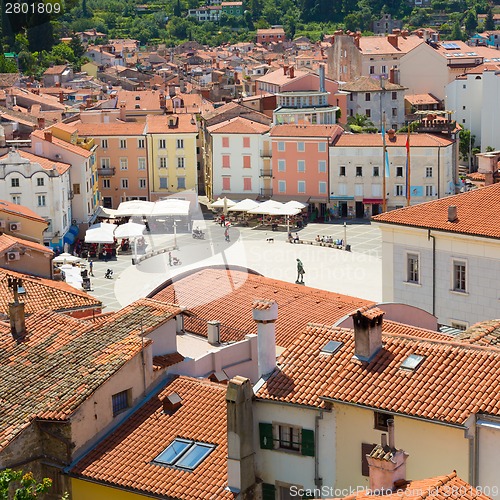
[153,438,216,471]
[400,353,425,371]
[320,340,344,355]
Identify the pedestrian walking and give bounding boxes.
[296,258,305,284]
[168,251,172,266]
[224,227,230,242]
[89,259,94,276]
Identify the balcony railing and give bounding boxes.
[260,149,272,158]
[259,188,273,198]
[260,169,273,177]
[97,167,116,176]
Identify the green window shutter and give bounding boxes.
[259,422,274,450]
[303,494,315,500]
[301,428,315,457]
[262,483,276,500]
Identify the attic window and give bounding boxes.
[400,354,425,371]
[321,340,343,355]
[135,95,141,100]
[135,104,140,109]
[153,438,215,471]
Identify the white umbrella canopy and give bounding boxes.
[274,205,302,216]
[115,200,154,217]
[53,252,82,263]
[114,222,146,238]
[284,200,308,210]
[210,197,237,209]
[85,223,117,244]
[247,200,284,215]
[227,199,260,212]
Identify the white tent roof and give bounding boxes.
[94,206,119,218]
[114,222,146,238]
[247,200,284,215]
[210,197,237,209]
[53,252,82,263]
[85,222,117,243]
[115,200,154,217]
[284,200,308,210]
[151,199,190,216]
[274,205,302,216]
[227,199,260,212]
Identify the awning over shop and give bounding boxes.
[330,196,354,201]
[362,198,383,204]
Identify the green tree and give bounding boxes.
[451,20,464,40]
[69,36,85,58]
[464,9,478,34]
[17,50,37,73]
[459,128,476,162]
[0,55,17,73]
[485,8,495,30]
[0,469,52,499]
[173,0,182,17]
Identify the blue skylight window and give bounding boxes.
[153,438,215,471]
[321,340,344,355]
[400,354,425,371]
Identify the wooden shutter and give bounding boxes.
[259,422,274,450]
[301,428,315,457]
[262,483,276,500]
[362,442,377,476]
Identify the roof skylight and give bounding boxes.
[154,438,215,471]
[400,354,425,371]
[321,340,344,355]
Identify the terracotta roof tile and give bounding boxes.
[270,124,343,139]
[372,182,500,238]
[257,323,500,424]
[358,35,424,55]
[151,269,372,348]
[145,114,198,134]
[0,268,101,317]
[0,150,71,175]
[207,116,270,134]
[342,76,406,92]
[153,352,185,370]
[405,93,441,105]
[43,65,69,75]
[456,319,500,347]
[0,233,53,254]
[75,121,146,136]
[256,67,308,86]
[0,298,181,452]
[31,129,93,158]
[335,133,452,148]
[0,199,48,223]
[70,376,234,499]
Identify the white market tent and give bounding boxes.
[247,200,284,215]
[114,222,146,239]
[210,197,237,209]
[53,252,82,264]
[284,200,308,210]
[227,199,260,212]
[84,223,117,244]
[151,199,190,217]
[115,200,154,217]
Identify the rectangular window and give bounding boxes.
[356,166,363,177]
[319,181,327,194]
[176,139,184,149]
[102,139,108,149]
[177,177,186,189]
[73,183,80,195]
[350,93,353,102]
[318,142,327,153]
[243,177,252,191]
[425,167,433,177]
[453,260,467,292]
[11,195,21,204]
[159,177,168,189]
[365,109,371,118]
[139,178,147,189]
[243,137,250,148]
[121,179,129,189]
[37,195,46,207]
[297,160,305,173]
[370,66,375,74]
[278,425,300,451]
[278,159,286,172]
[138,138,145,149]
[365,93,371,101]
[243,156,251,168]
[101,158,110,168]
[278,180,286,193]
[374,412,391,431]
[425,185,434,196]
[340,166,346,176]
[298,180,306,193]
[222,177,231,190]
[222,137,230,148]
[138,157,146,170]
[177,157,185,169]
[259,422,314,456]
[407,253,419,283]
[381,65,386,73]
[159,157,167,169]
[392,107,397,117]
[112,389,130,417]
[373,166,380,177]
[222,155,230,168]
[159,139,166,149]
[362,443,377,477]
[120,139,127,149]
[277,141,285,152]
[153,438,215,471]
[396,166,403,177]
[102,179,110,189]
[395,185,404,196]
[297,142,305,152]
[37,177,45,186]
[120,158,128,170]
[318,160,327,173]
[392,91,397,100]
[11,178,20,187]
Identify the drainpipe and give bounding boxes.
[315,409,324,494]
[427,229,436,316]
[472,414,478,486]
[437,145,441,198]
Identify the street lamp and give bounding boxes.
[343,222,347,249]
[173,219,181,249]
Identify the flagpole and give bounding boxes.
[406,126,411,207]
[382,112,387,213]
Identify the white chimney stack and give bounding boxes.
[207,320,220,345]
[448,205,458,222]
[252,299,278,378]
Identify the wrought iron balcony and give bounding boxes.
[260,149,272,158]
[259,169,273,178]
[97,167,116,176]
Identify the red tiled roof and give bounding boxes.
[70,376,234,499]
[335,133,453,147]
[270,124,343,139]
[342,76,406,92]
[0,199,48,223]
[0,298,181,451]
[31,129,93,158]
[456,319,500,347]
[151,268,372,348]
[404,93,440,105]
[467,172,486,181]
[0,150,71,175]
[75,121,146,136]
[43,65,69,75]
[372,182,500,239]
[207,116,270,134]
[0,234,53,254]
[256,67,308,86]
[0,268,101,317]
[257,324,500,425]
[334,471,491,500]
[146,114,198,134]
[358,35,424,56]
[153,352,185,370]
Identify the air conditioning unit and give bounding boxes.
[6,251,20,261]
[9,222,21,231]
[0,220,6,229]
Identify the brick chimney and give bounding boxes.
[119,101,126,121]
[226,376,256,495]
[44,130,53,142]
[351,307,384,361]
[9,302,26,342]
[283,65,289,75]
[162,392,182,413]
[289,66,295,78]
[59,91,64,103]
[366,419,409,492]
[159,93,166,109]
[252,299,277,378]
[388,34,398,49]
[37,117,45,130]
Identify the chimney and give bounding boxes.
[387,34,398,49]
[159,93,166,109]
[9,302,26,342]
[366,419,409,492]
[37,117,45,130]
[119,101,126,121]
[59,91,64,103]
[162,392,182,413]
[387,129,396,142]
[351,307,384,361]
[283,65,289,75]
[207,320,220,345]
[252,299,278,378]
[55,81,61,88]
[226,376,256,495]
[289,66,295,79]
[354,35,360,49]
[44,130,52,142]
[319,64,326,93]
[448,205,458,222]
